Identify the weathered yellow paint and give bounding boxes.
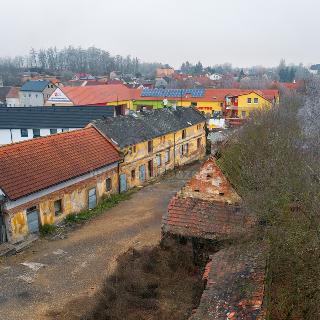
[10,211,28,242]
[119,124,206,190]
[6,168,119,242]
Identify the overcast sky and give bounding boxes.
[0,0,318,68]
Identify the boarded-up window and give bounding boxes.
[54,199,62,216]
[165,149,170,163]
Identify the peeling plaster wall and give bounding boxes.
[119,124,206,190]
[4,167,118,243]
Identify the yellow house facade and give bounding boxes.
[132,89,280,119]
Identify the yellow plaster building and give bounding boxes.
[92,107,207,192]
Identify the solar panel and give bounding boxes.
[141,88,205,98]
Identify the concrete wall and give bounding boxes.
[0,128,79,145]
[3,165,119,243]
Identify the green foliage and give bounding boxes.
[64,192,132,224]
[217,89,320,319]
[40,223,57,237]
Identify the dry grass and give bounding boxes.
[82,241,204,320]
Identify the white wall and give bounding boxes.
[0,128,79,145]
[6,97,21,107]
[19,92,44,107]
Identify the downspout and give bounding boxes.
[173,132,176,169]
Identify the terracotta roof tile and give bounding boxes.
[5,87,20,99]
[190,243,266,320]
[0,127,121,200]
[61,84,140,105]
[163,195,254,241]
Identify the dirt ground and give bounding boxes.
[0,163,200,320]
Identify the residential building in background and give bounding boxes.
[19,80,57,106]
[46,84,138,115]
[133,88,279,118]
[156,68,175,78]
[92,107,206,192]
[0,106,114,145]
[5,87,20,107]
[0,87,12,106]
[0,127,121,243]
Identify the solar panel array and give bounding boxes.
[141,88,205,98]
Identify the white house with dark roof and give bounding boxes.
[0,106,115,145]
[19,80,57,106]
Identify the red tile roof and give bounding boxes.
[190,243,265,320]
[6,87,20,99]
[61,84,140,105]
[163,196,254,241]
[0,128,121,200]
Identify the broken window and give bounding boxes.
[148,160,154,177]
[197,137,201,149]
[165,149,170,163]
[148,140,153,153]
[54,199,62,216]
[131,169,136,181]
[180,143,189,156]
[106,178,112,191]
